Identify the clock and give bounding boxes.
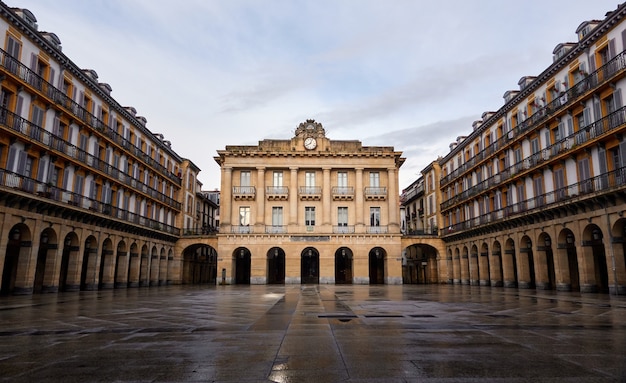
[304,137,317,150]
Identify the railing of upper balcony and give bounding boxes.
[181,227,219,236]
[0,49,181,185]
[265,225,287,234]
[440,106,626,211]
[440,50,626,187]
[367,226,388,234]
[266,186,288,195]
[331,186,354,195]
[333,225,355,234]
[232,186,256,195]
[447,166,626,234]
[364,187,387,195]
[0,107,182,210]
[231,225,252,234]
[400,183,424,203]
[0,170,180,235]
[299,186,322,195]
[404,228,438,236]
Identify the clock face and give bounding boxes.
[304,137,317,150]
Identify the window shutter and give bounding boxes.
[15,95,23,116]
[598,147,607,174]
[614,89,623,109]
[593,99,602,121]
[36,158,46,181]
[17,151,27,175]
[609,38,616,60]
[62,168,70,189]
[30,53,38,72]
[7,146,17,171]
[620,140,626,168]
[49,68,55,88]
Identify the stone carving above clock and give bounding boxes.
[295,119,325,138]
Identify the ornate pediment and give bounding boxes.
[295,119,326,138]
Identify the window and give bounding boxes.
[305,171,316,193]
[554,168,565,199]
[370,207,380,227]
[5,35,20,73]
[337,172,347,187]
[369,172,380,187]
[272,207,283,226]
[533,176,544,205]
[531,138,539,154]
[305,206,315,226]
[273,171,283,187]
[239,206,250,226]
[337,207,348,227]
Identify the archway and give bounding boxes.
[80,236,98,291]
[519,236,535,289]
[114,240,128,288]
[335,247,353,284]
[34,228,58,293]
[149,246,159,286]
[182,244,217,284]
[610,219,626,294]
[491,240,503,287]
[98,238,114,289]
[139,244,149,287]
[469,244,479,285]
[128,243,140,288]
[59,232,80,292]
[460,246,469,284]
[234,247,251,284]
[582,225,609,293]
[159,248,167,285]
[301,247,319,284]
[556,229,579,291]
[536,233,556,290]
[2,223,32,295]
[267,247,285,285]
[479,242,490,286]
[503,238,518,288]
[453,247,461,284]
[368,247,385,284]
[403,244,438,284]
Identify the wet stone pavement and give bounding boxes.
[0,285,625,383]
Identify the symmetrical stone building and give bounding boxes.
[214,120,405,284]
[0,5,203,294]
[402,3,626,294]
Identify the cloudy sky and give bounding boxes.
[14,0,617,190]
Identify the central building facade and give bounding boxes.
[214,120,405,284]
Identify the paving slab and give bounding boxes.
[0,284,625,382]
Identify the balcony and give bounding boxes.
[0,107,182,210]
[231,225,253,234]
[367,226,389,234]
[0,170,180,236]
[364,187,387,201]
[0,48,181,185]
[299,186,321,201]
[440,107,626,213]
[266,186,288,201]
[332,186,354,201]
[333,225,355,234]
[446,166,626,235]
[265,225,287,234]
[439,50,626,188]
[233,186,256,200]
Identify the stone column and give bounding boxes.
[355,168,364,230]
[387,167,398,230]
[256,167,265,230]
[322,167,331,227]
[222,167,232,226]
[289,167,298,226]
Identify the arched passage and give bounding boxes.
[80,235,98,291]
[34,228,58,293]
[99,238,114,289]
[555,229,579,291]
[610,219,626,294]
[369,247,386,284]
[59,232,80,292]
[403,244,438,284]
[581,225,609,293]
[301,247,319,284]
[503,238,518,288]
[536,232,556,290]
[114,240,128,288]
[234,247,251,285]
[2,223,32,295]
[267,247,285,284]
[519,235,535,289]
[491,240,503,287]
[182,244,217,284]
[469,244,479,285]
[479,242,490,286]
[335,247,353,284]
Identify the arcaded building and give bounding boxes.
[0,5,200,294]
[435,5,626,294]
[214,120,405,284]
